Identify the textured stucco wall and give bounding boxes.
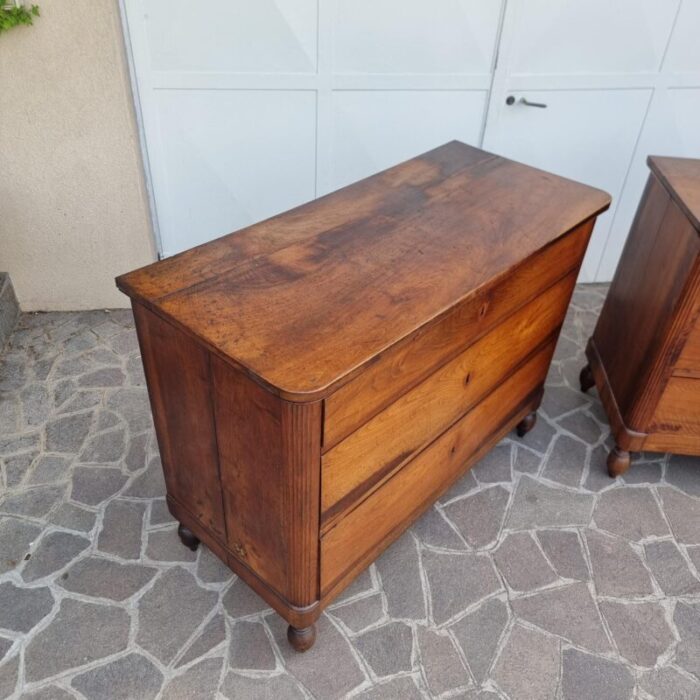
[0,0,156,310]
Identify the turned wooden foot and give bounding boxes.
[579,364,595,393]
[177,523,200,551]
[287,624,316,652]
[607,446,631,478]
[516,411,537,437]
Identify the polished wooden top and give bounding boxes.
[117,141,610,400]
[648,156,700,232]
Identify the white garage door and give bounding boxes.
[122,0,700,281]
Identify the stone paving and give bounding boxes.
[1,285,700,699]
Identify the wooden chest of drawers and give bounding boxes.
[581,156,700,477]
[116,142,609,650]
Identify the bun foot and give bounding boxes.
[579,364,595,393]
[287,624,316,652]
[177,523,200,552]
[607,446,631,478]
[516,412,537,437]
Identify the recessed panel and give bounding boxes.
[154,90,317,255]
[145,0,317,72]
[507,0,678,75]
[663,2,700,73]
[330,90,487,189]
[333,0,502,74]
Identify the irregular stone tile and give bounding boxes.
[542,434,587,487]
[197,547,233,584]
[125,433,148,473]
[176,613,226,668]
[472,444,512,483]
[0,582,54,632]
[126,354,146,385]
[48,502,97,533]
[666,454,700,496]
[0,654,19,699]
[513,445,542,474]
[494,532,558,592]
[457,691,501,700]
[79,429,126,463]
[558,410,603,444]
[355,621,413,677]
[149,498,175,526]
[137,567,218,664]
[223,578,271,618]
[78,367,125,388]
[450,597,509,683]
[33,355,57,381]
[0,356,26,391]
[542,385,590,419]
[27,455,71,484]
[506,476,595,530]
[516,417,557,453]
[221,672,306,700]
[96,409,120,431]
[92,319,124,340]
[0,484,64,518]
[674,602,700,679]
[107,388,153,432]
[659,487,700,545]
[53,379,76,409]
[162,657,222,700]
[443,485,509,548]
[334,567,375,605]
[71,466,127,506]
[123,457,166,499]
[417,626,470,696]
[20,383,52,426]
[0,638,12,663]
[639,667,700,700]
[0,394,20,434]
[63,329,97,353]
[561,648,634,700]
[330,593,384,634]
[440,469,479,502]
[22,531,90,582]
[492,623,559,700]
[585,530,654,597]
[601,600,674,667]
[0,432,40,454]
[584,444,616,492]
[45,411,93,452]
[410,506,465,550]
[354,677,423,700]
[593,488,669,541]
[537,530,589,581]
[97,500,146,559]
[57,390,101,415]
[110,329,139,355]
[146,527,197,562]
[423,550,501,625]
[229,620,276,670]
[512,583,611,653]
[688,545,700,573]
[25,599,130,682]
[375,535,426,621]
[267,614,366,700]
[22,685,75,700]
[0,517,42,574]
[645,540,700,595]
[4,451,37,487]
[554,334,580,360]
[621,460,663,485]
[72,652,163,700]
[59,556,157,601]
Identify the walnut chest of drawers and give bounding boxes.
[116,141,610,650]
[581,156,700,477]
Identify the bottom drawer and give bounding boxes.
[320,340,554,597]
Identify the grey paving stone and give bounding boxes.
[27,455,71,484]
[542,434,587,487]
[513,445,542,474]
[354,676,423,699]
[123,457,166,499]
[416,625,470,696]
[25,599,130,682]
[176,613,226,668]
[674,602,700,679]
[492,623,560,700]
[639,667,700,700]
[48,502,97,533]
[334,567,375,604]
[585,444,617,492]
[161,657,223,700]
[79,428,126,463]
[21,383,52,426]
[0,582,54,632]
[0,484,64,518]
[561,648,634,700]
[221,672,306,700]
[96,409,121,431]
[494,532,558,592]
[506,476,595,530]
[110,329,139,355]
[443,485,509,548]
[22,531,90,582]
[330,593,384,634]
[146,527,197,562]
[197,547,233,584]
[542,385,591,419]
[0,638,12,663]
[97,499,146,559]
[537,529,589,581]
[22,684,75,700]
[70,466,127,506]
[0,357,26,392]
[45,411,93,452]
[471,443,512,483]
[126,354,146,385]
[515,417,557,453]
[0,516,42,574]
[620,460,663,485]
[375,534,426,621]
[441,469,479,502]
[137,567,218,664]
[0,394,20,434]
[410,506,465,549]
[229,620,276,671]
[125,433,148,472]
[594,487,670,541]
[645,540,700,595]
[0,654,19,699]
[57,390,101,416]
[223,578,271,618]
[149,498,175,526]
[72,653,163,700]
[512,582,611,653]
[601,600,674,667]
[355,621,413,677]
[558,410,603,444]
[59,556,157,601]
[585,529,654,597]
[423,550,501,625]
[688,545,700,573]
[0,432,40,455]
[659,487,700,545]
[78,367,125,388]
[665,454,700,497]
[106,387,153,433]
[450,597,509,683]
[4,451,37,487]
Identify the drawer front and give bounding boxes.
[675,319,700,379]
[652,376,700,435]
[320,343,552,597]
[323,219,593,449]
[321,271,574,525]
